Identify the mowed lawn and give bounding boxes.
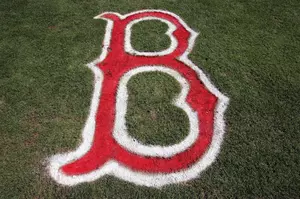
[1,0,299,198]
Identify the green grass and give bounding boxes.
[126,72,189,146]
[1,0,300,198]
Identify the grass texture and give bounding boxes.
[1,0,300,198]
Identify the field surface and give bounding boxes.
[1,0,299,198]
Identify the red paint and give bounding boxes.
[61,11,217,175]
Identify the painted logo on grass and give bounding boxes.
[48,10,229,187]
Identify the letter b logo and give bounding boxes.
[48,10,229,187]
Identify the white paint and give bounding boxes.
[48,9,229,187]
[114,66,199,157]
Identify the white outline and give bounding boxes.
[114,66,199,157]
[48,9,229,187]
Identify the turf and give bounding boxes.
[1,0,300,198]
[126,71,189,146]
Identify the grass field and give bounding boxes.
[1,0,300,198]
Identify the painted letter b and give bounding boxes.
[48,10,229,187]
